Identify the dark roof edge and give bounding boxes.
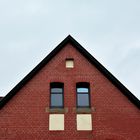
[69,36,140,109]
[0,35,140,109]
[0,36,69,109]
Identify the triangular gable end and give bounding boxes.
[0,35,140,109]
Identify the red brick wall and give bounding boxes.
[0,43,140,140]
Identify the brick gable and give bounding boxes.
[0,36,140,139]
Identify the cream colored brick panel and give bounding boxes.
[49,114,64,130]
[77,114,92,130]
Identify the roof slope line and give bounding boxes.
[0,35,140,109]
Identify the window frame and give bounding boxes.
[76,82,90,108]
[50,82,64,108]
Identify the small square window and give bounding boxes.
[49,114,64,130]
[66,59,74,68]
[77,114,92,130]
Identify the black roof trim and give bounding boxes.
[0,35,140,109]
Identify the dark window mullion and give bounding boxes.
[51,92,63,95]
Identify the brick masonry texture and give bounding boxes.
[0,43,140,140]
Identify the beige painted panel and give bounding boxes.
[49,114,64,130]
[77,114,92,130]
[66,60,74,68]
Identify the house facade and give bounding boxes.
[0,35,140,140]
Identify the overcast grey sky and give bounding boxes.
[0,0,140,99]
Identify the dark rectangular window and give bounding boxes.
[76,83,90,108]
[50,83,64,108]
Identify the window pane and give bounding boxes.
[77,94,89,107]
[51,94,63,107]
[77,88,88,93]
[51,88,63,93]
